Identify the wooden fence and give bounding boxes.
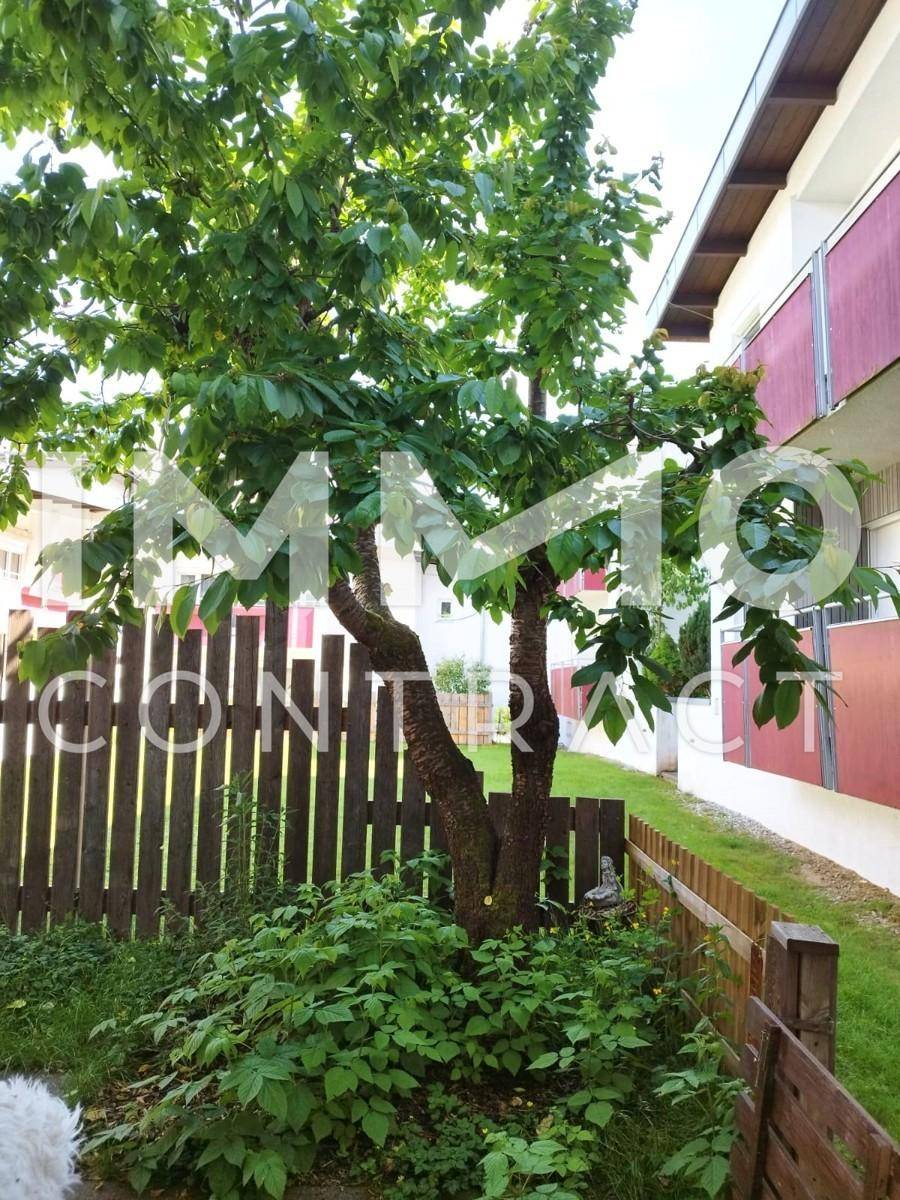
[436,690,493,746]
[731,923,900,1200]
[0,606,624,936]
[627,816,791,1047]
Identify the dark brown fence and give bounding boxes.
[0,606,624,936]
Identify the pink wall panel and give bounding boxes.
[744,277,817,445]
[747,630,822,786]
[828,619,900,810]
[551,666,584,721]
[582,569,606,591]
[721,643,748,766]
[722,635,822,784]
[827,173,900,403]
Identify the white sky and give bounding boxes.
[2,0,787,386]
[596,0,786,376]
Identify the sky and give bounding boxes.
[1,0,787,385]
[595,0,786,377]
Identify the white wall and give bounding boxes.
[677,699,900,897]
[567,707,678,776]
[710,0,900,360]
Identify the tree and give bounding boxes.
[1,0,895,939]
[678,599,710,697]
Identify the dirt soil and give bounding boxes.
[682,793,900,932]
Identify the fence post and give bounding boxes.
[763,922,839,1072]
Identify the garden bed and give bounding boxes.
[0,865,737,1200]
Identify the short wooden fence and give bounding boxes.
[731,923,900,1199]
[0,606,624,935]
[627,815,790,1047]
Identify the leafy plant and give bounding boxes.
[678,600,711,698]
[480,1118,593,1199]
[434,656,492,695]
[645,631,685,697]
[656,1023,745,1198]
[87,871,696,1198]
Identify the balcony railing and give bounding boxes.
[731,161,900,444]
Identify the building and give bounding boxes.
[648,0,900,894]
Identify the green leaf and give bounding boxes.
[366,225,392,255]
[474,171,495,214]
[362,1108,389,1146]
[285,178,304,217]
[774,679,802,729]
[699,1155,730,1198]
[398,222,423,263]
[324,1065,357,1100]
[528,1052,558,1070]
[584,1100,613,1127]
[198,574,236,636]
[170,583,197,638]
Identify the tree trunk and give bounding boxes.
[328,532,501,941]
[329,530,560,942]
[488,562,559,931]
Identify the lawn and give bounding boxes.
[467,746,900,1140]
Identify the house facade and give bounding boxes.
[649,0,900,893]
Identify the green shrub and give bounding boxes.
[434,655,492,694]
[646,631,685,696]
[89,868,712,1198]
[678,601,711,698]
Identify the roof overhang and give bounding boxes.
[648,0,888,342]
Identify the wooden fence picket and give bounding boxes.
[195,619,232,891]
[106,621,146,934]
[283,658,315,884]
[135,622,174,936]
[78,647,116,925]
[312,635,344,886]
[166,629,202,918]
[50,669,87,925]
[0,612,32,928]
[341,643,373,878]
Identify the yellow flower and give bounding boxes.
[653,987,663,996]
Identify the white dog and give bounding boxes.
[0,1076,81,1199]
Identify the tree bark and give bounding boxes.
[328,525,561,941]
[328,530,501,941]
[489,559,559,930]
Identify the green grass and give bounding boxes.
[467,746,900,1140]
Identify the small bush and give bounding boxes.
[678,601,711,698]
[434,655,492,694]
[646,631,686,696]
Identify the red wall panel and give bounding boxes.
[721,642,748,765]
[827,172,900,403]
[744,277,818,445]
[828,619,900,810]
[747,630,822,786]
[722,634,822,784]
[551,666,585,721]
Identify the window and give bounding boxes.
[440,600,452,618]
[0,550,23,580]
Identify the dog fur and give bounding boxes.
[0,1076,81,1199]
